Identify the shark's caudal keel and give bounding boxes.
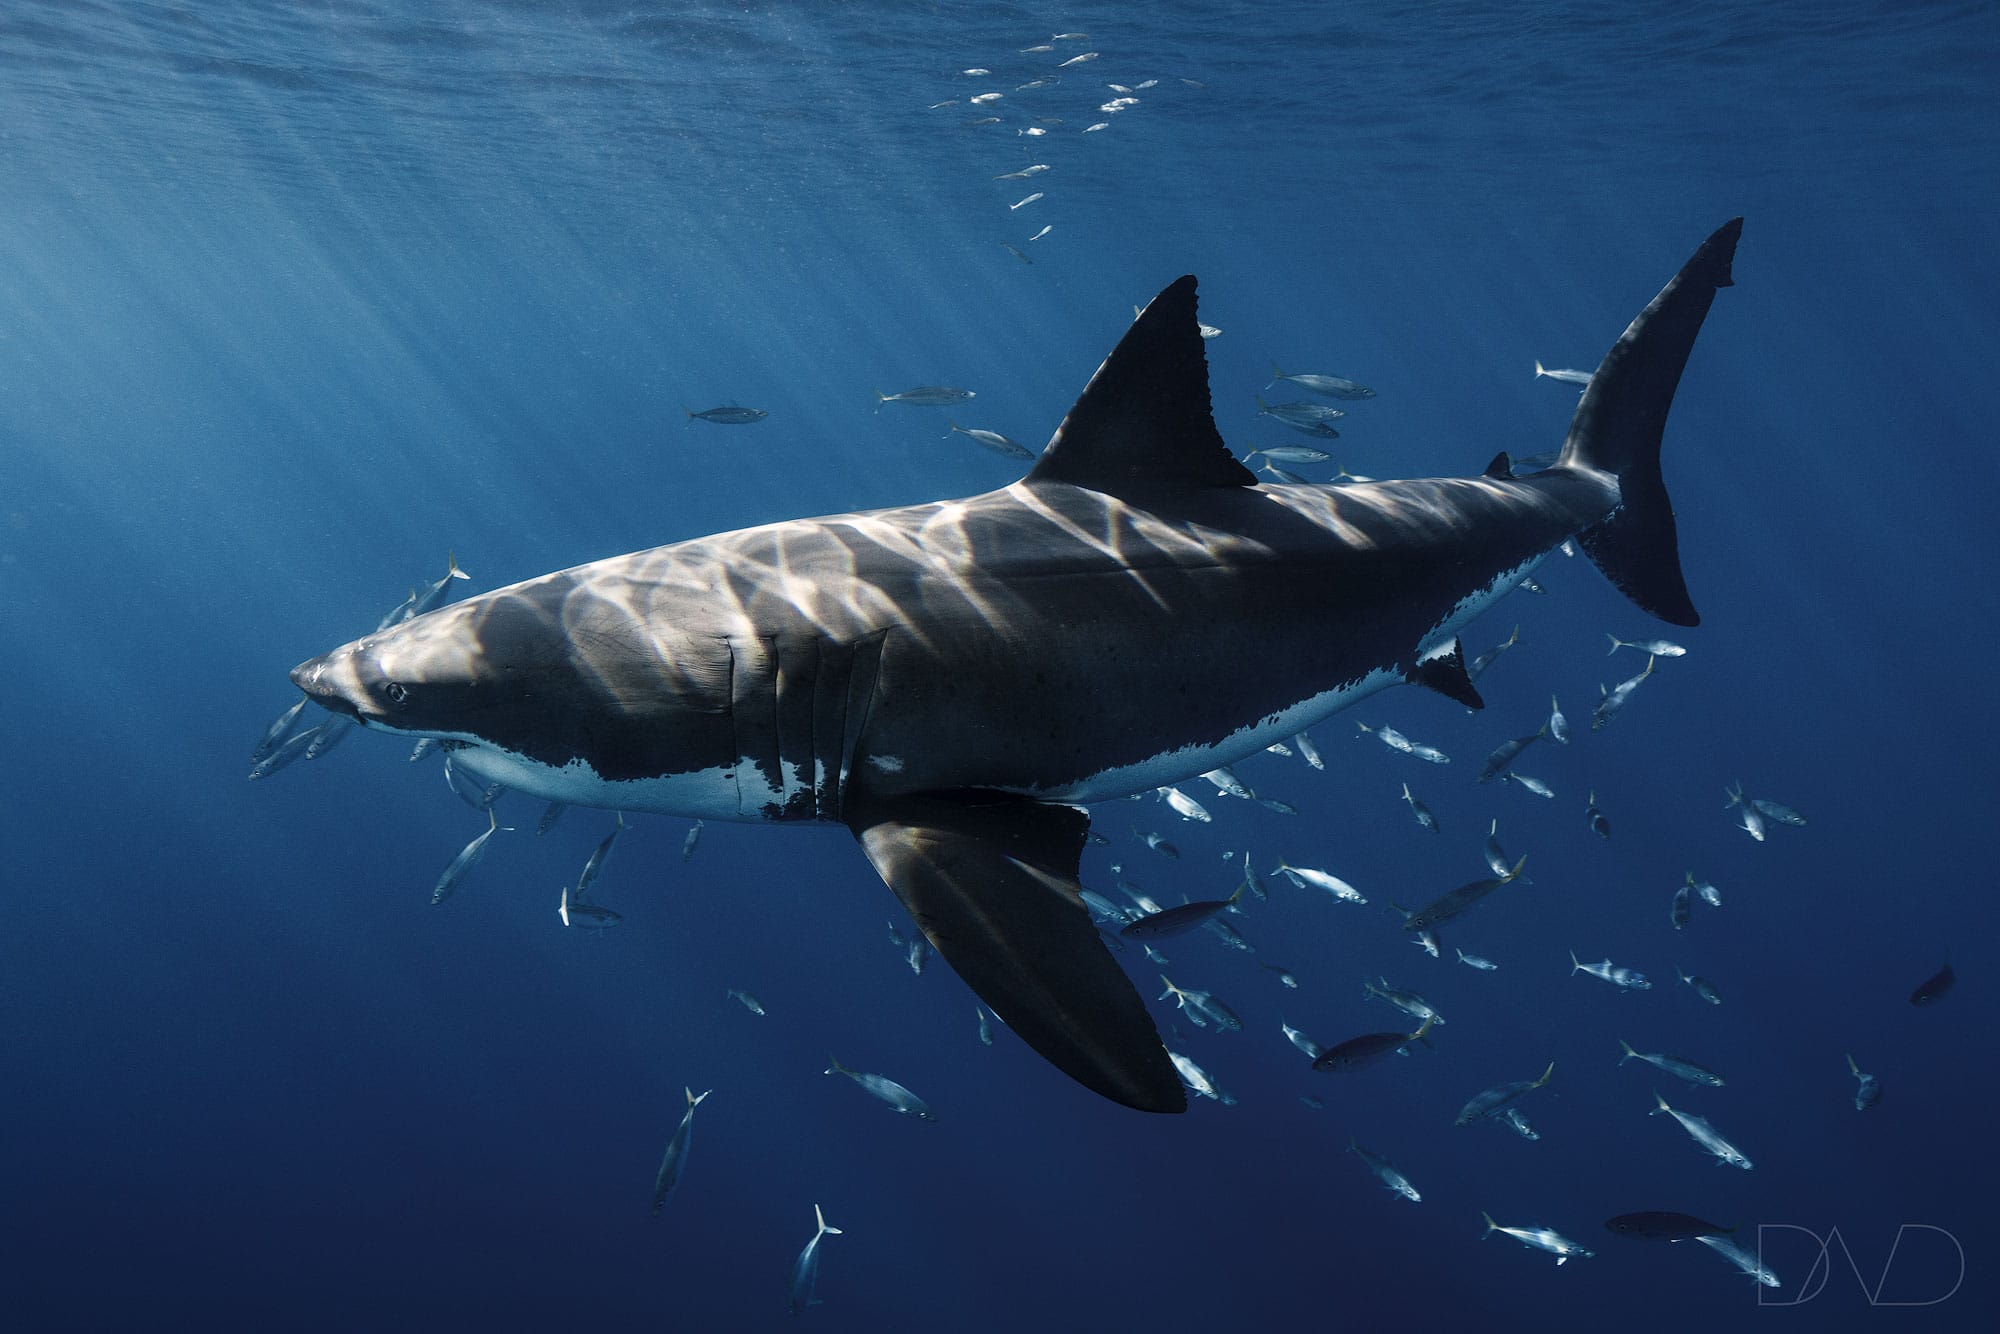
[292,219,1742,1114]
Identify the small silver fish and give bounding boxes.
[1246,444,1332,464]
[1168,1050,1235,1104]
[1158,975,1242,1031]
[1273,860,1366,904]
[650,1087,710,1214]
[681,819,703,861]
[786,1204,842,1316]
[1606,633,1687,657]
[1468,626,1521,681]
[1724,781,1766,841]
[1547,695,1570,744]
[1618,1039,1723,1087]
[1269,362,1376,400]
[430,809,506,906]
[250,694,313,765]
[1009,192,1044,210]
[1349,1139,1420,1202]
[1281,1021,1324,1061]
[945,421,1035,460]
[1585,791,1611,839]
[1500,771,1556,799]
[824,1055,936,1120]
[1159,785,1212,823]
[1533,360,1594,386]
[1591,655,1657,730]
[874,385,976,408]
[1293,732,1323,770]
[1400,782,1440,833]
[726,987,765,1016]
[1456,948,1499,971]
[1750,796,1807,827]
[1651,1089,1752,1169]
[1571,951,1650,990]
[1678,967,1724,1005]
[536,800,568,835]
[683,405,768,426]
[573,812,627,902]
[246,724,319,781]
[1847,1052,1881,1110]
[1696,1233,1780,1288]
[1456,1062,1553,1125]
[557,884,622,929]
[1483,1212,1594,1265]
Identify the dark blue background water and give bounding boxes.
[3,3,1994,1330]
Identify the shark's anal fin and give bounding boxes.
[1027,275,1258,497]
[847,791,1186,1113]
[1408,639,1485,709]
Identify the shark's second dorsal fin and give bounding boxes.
[1028,275,1258,497]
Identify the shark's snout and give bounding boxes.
[290,650,370,723]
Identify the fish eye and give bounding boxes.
[383,681,410,706]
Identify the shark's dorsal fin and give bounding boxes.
[1483,451,1514,479]
[1408,639,1485,709]
[847,790,1186,1113]
[1028,276,1258,496]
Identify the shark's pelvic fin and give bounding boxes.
[1563,217,1743,627]
[1407,638,1484,710]
[1028,275,1259,498]
[847,791,1187,1113]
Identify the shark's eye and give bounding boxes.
[383,681,410,706]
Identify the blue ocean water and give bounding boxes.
[3,1,1996,1329]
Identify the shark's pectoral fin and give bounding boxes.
[846,791,1186,1114]
[1408,639,1485,709]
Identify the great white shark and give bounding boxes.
[293,219,1742,1114]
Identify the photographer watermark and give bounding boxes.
[1754,1224,1964,1306]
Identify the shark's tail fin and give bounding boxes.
[1559,218,1742,628]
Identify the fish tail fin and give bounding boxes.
[1618,1038,1637,1063]
[1534,359,1547,378]
[1481,1211,1499,1237]
[1560,219,1740,628]
[1535,1061,1555,1088]
[871,391,887,413]
[1606,633,1624,654]
[445,549,469,581]
[823,1054,846,1076]
[682,406,695,427]
[1650,1089,1670,1114]
[1504,856,1528,883]
[687,1087,711,1108]
[813,1203,842,1236]
[1569,950,1582,974]
[1846,1052,1860,1075]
